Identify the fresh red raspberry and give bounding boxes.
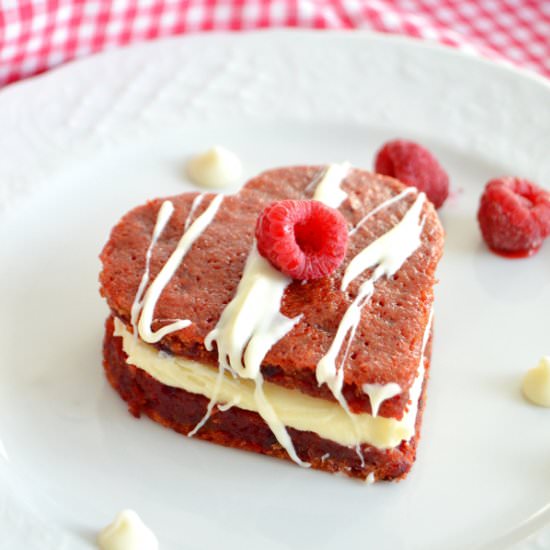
[255,200,348,280]
[477,177,550,257]
[374,139,449,208]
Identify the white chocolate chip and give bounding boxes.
[186,146,242,189]
[98,510,158,550]
[522,356,550,408]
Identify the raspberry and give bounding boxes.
[374,139,449,208]
[255,200,348,280]
[477,177,550,257]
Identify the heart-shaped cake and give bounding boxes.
[100,164,444,481]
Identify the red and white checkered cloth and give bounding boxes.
[0,1,549,87]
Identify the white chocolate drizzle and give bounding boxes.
[349,188,415,237]
[184,193,205,231]
[130,200,174,336]
[217,396,241,412]
[136,194,223,343]
[192,247,302,442]
[310,162,350,207]
[316,192,426,445]
[198,163,351,466]
[198,244,306,461]
[362,382,402,417]
[341,192,426,291]
[365,472,375,485]
[204,246,300,381]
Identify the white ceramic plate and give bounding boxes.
[0,31,549,550]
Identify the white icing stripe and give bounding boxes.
[217,397,241,412]
[253,372,306,465]
[130,200,174,336]
[184,193,205,231]
[342,192,426,291]
[199,163,351,466]
[316,278,376,462]
[187,363,226,438]
[349,187,415,237]
[362,383,402,418]
[316,192,426,423]
[311,162,350,207]
[200,245,306,462]
[204,246,300,380]
[137,194,224,344]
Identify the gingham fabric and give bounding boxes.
[0,0,549,87]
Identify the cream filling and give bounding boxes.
[114,318,425,450]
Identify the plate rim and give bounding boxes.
[3,29,550,95]
[0,29,549,550]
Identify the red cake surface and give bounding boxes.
[100,166,444,420]
[103,316,431,481]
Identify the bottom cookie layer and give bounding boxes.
[102,316,430,481]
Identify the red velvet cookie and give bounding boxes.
[100,165,444,480]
